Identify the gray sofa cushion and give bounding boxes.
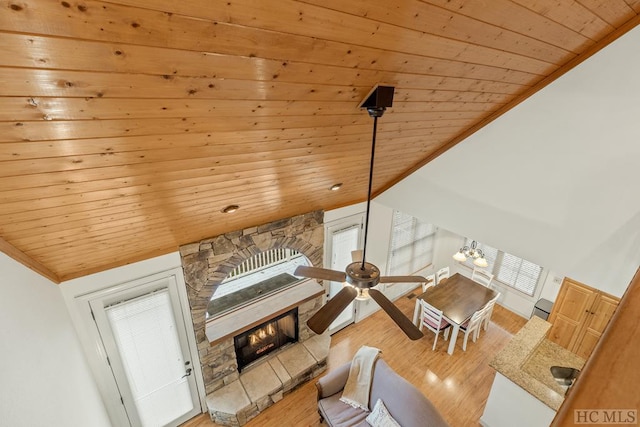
[368,360,447,427]
[316,358,450,427]
[318,393,369,427]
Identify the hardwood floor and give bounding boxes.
[181,288,528,427]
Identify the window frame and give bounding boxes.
[386,210,436,276]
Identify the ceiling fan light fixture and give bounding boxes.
[222,204,239,214]
[355,288,370,301]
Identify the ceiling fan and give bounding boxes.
[294,85,426,340]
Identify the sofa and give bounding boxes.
[316,358,450,427]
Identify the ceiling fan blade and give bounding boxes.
[351,249,363,263]
[307,286,358,334]
[368,288,424,340]
[294,265,346,283]
[379,275,428,284]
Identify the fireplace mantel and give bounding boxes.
[206,280,324,344]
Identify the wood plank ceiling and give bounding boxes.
[1,1,639,282]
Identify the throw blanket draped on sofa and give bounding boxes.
[339,346,381,410]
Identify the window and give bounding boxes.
[387,211,436,275]
[207,248,309,318]
[461,238,542,297]
[496,253,542,296]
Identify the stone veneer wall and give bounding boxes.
[179,211,324,396]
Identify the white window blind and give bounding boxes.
[331,225,360,272]
[460,238,542,297]
[496,253,542,296]
[388,211,436,275]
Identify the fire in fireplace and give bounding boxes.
[234,308,298,372]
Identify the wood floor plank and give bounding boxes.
[180,290,528,427]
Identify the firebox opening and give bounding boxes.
[234,307,299,372]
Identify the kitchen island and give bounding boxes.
[480,316,585,427]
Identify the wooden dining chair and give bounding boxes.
[480,293,501,333]
[421,274,436,293]
[418,300,451,351]
[435,267,450,285]
[471,267,494,287]
[459,308,484,351]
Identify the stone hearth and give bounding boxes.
[206,332,330,426]
[179,211,328,426]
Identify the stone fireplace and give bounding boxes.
[179,211,329,426]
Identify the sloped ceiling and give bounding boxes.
[1,0,639,282]
[378,24,640,295]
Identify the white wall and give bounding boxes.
[432,228,460,274]
[378,25,640,299]
[0,253,110,427]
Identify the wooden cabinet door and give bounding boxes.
[547,279,596,350]
[573,294,619,359]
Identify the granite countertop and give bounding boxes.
[489,316,585,410]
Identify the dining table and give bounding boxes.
[412,272,498,355]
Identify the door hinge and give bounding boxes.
[120,396,124,405]
[90,309,95,321]
[106,356,111,366]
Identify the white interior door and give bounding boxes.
[88,276,201,427]
[326,217,363,333]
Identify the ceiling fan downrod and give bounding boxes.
[360,107,385,271]
[294,85,426,340]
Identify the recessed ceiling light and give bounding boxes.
[222,205,239,214]
[330,183,342,191]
